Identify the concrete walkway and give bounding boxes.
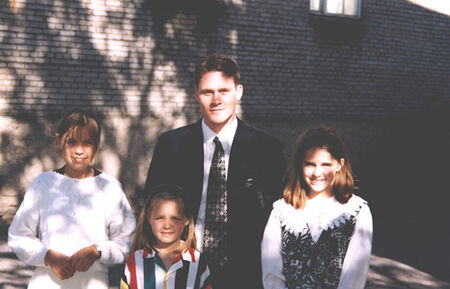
[1,238,449,289]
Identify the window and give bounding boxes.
[310,0,362,18]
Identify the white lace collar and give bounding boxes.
[272,195,367,237]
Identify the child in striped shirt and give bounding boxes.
[120,184,211,289]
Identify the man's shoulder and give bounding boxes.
[237,120,282,147]
[158,121,201,140]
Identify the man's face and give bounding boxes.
[195,71,243,134]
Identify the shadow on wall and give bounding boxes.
[0,114,172,225]
[235,0,449,120]
[144,0,226,32]
[0,115,58,225]
[0,0,239,224]
[360,104,450,282]
[369,105,449,219]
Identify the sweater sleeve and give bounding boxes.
[96,182,136,265]
[337,204,373,289]
[261,207,288,289]
[8,178,48,266]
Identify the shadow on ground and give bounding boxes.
[1,226,449,289]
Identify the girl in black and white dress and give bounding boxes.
[261,126,372,289]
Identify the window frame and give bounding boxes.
[310,0,362,19]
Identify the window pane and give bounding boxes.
[344,0,358,16]
[310,0,321,11]
[326,0,344,14]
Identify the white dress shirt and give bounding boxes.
[195,117,238,252]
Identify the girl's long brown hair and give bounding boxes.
[283,126,355,209]
[131,184,197,253]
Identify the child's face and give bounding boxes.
[61,126,96,178]
[148,200,189,249]
[302,147,344,198]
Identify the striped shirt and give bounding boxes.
[120,248,211,289]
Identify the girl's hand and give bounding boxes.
[44,249,75,280]
[70,245,100,272]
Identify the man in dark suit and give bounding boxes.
[144,54,285,289]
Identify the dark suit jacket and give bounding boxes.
[144,119,286,289]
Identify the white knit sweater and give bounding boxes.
[8,170,136,289]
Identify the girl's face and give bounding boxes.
[148,200,189,249]
[302,147,344,199]
[61,126,96,178]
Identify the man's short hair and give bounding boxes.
[195,54,240,87]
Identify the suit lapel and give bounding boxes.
[227,120,250,199]
[184,120,204,221]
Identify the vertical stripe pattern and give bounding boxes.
[144,255,155,289]
[120,248,211,289]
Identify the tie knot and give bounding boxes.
[213,136,224,153]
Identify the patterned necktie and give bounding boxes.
[203,136,228,274]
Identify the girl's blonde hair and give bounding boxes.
[283,126,355,209]
[131,184,196,253]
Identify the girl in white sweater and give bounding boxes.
[8,109,136,289]
[261,126,372,289]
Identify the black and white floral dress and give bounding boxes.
[261,195,372,289]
